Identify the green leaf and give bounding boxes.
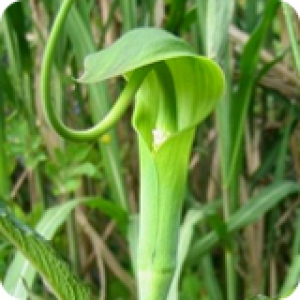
[197,0,234,59]
[67,162,100,178]
[228,0,280,186]
[3,196,125,299]
[167,209,207,300]
[79,28,196,83]
[179,273,202,300]
[54,178,81,195]
[2,200,91,300]
[280,211,300,297]
[86,198,128,229]
[188,181,300,263]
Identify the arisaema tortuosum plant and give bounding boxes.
[40,0,225,298]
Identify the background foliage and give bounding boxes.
[0,0,299,299]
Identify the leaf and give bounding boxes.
[179,274,202,300]
[197,0,235,59]
[85,198,128,229]
[3,196,125,299]
[280,257,300,297]
[2,199,90,300]
[280,211,300,296]
[54,178,81,195]
[167,209,208,300]
[188,181,300,263]
[228,0,280,185]
[67,162,100,178]
[79,28,196,83]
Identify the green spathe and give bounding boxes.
[133,59,224,299]
[79,28,195,82]
[81,27,225,299]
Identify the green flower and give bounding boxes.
[43,26,225,299]
[81,27,225,299]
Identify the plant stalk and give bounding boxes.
[136,129,195,299]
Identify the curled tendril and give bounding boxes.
[41,0,150,142]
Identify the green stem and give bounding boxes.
[41,0,149,141]
[137,127,196,299]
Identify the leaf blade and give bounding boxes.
[3,200,90,300]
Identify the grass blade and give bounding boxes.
[228,0,280,187]
[188,181,300,263]
[280,210,300,297]
[282,2,300,75]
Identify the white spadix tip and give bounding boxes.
[152,128,170,149]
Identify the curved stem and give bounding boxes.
[41,0,149,141]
